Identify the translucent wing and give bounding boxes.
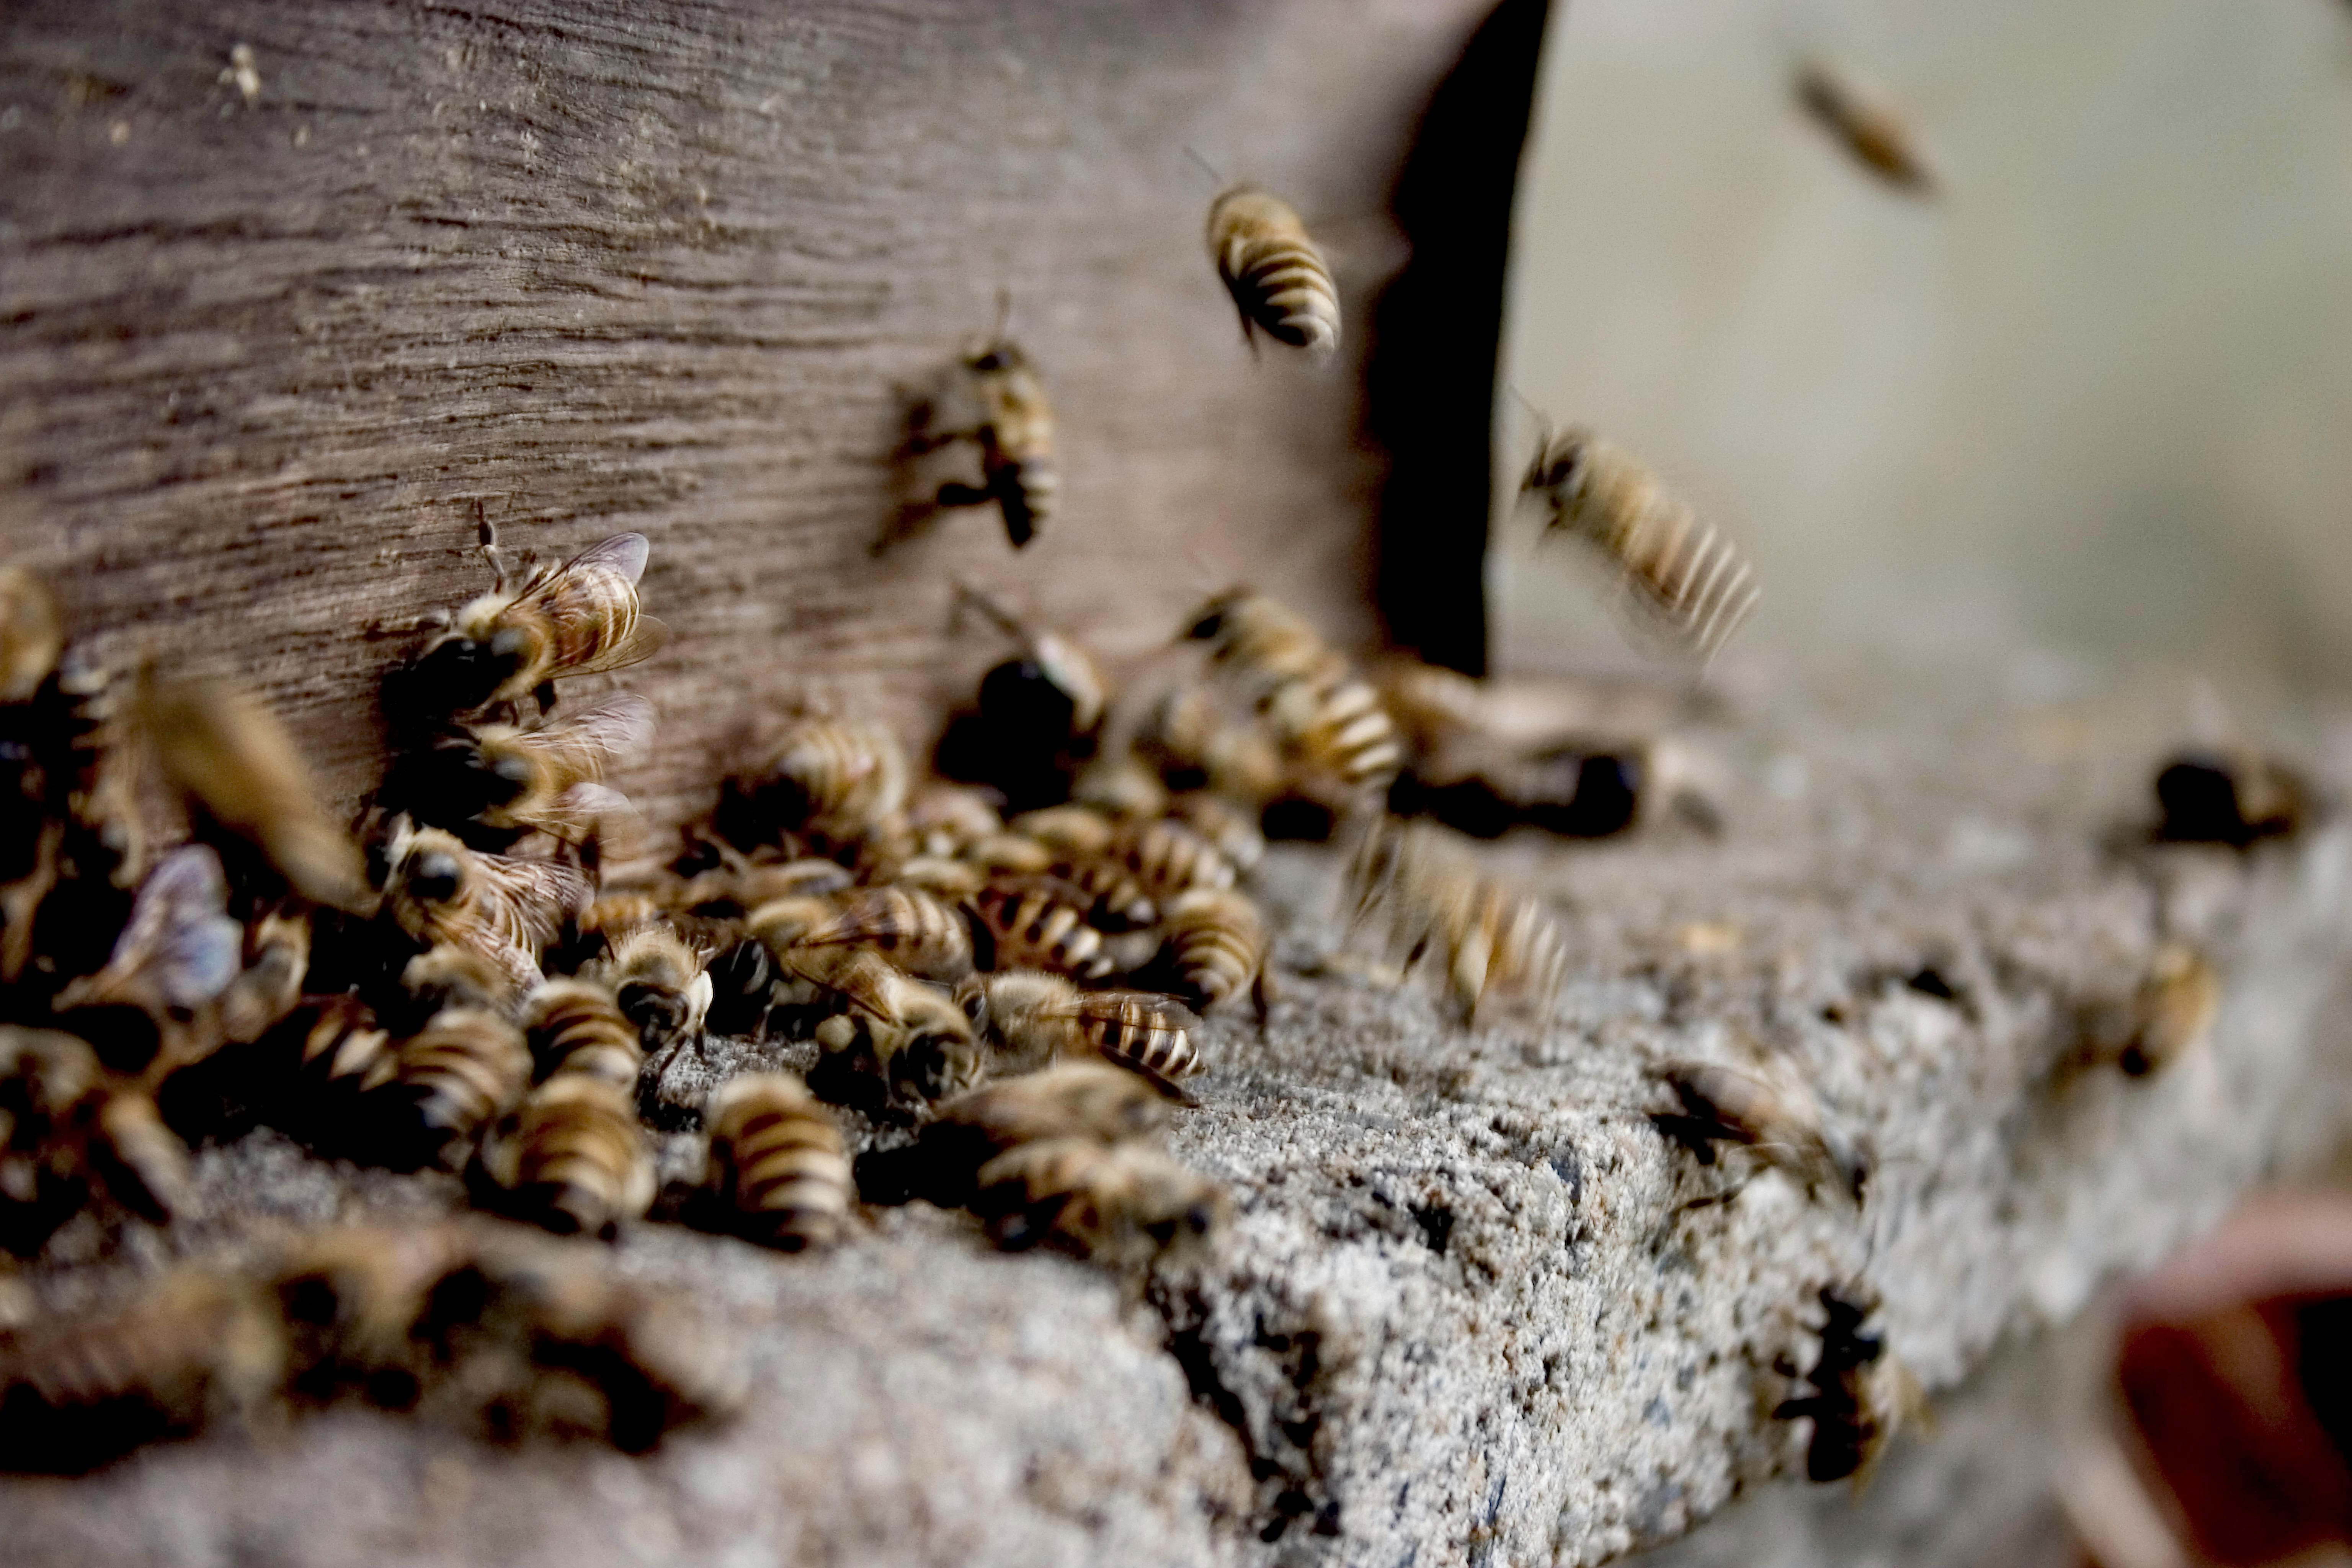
[553,531,650,588]
[534,692,657,776]
[1044,988,1200,1033]
[471,851,593,951]
[514,533,666,679]
[93,844,244,1009]
[522,782,648,860]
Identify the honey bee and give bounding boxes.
[670,857,856,919]
[588,924,712,1060]
[1154,887,1271,1018]
[1166,792,1265,876]
[791,884,975,984]
[394,942,518,1029]
[745,893,844,958]
[359,1004,531,1168]
[0,1024,190,1231]
[972,1137,1227,1267]
[1206,186,1340,354]
[888,856,986,900]
[1774,1285,1929,1486]
[954,584,1105,733]
[519,978,644,1091]
[1107,817,1238,901]
[1142,684,1289,804]
[1344,817,1566,1023]
[2084,940,2220,1079]
[702,935,781,1041]
[1795,62,1936,194]
[403,530,666,715]
[858,1060,1174,1207]
[961,831,1058,878]
[957,970,1204,1083]
[904,781,1005,859]
[53,844,245,1076]
[219,909,311,1046]
[805,949,983,1110]
[722,717,908,853]
[381,817,592,991]
[270,993,392,1100]
[412,693,655,845]
[1008,805,1117,858]
[472,1073,654,1239]
[1178,590,1401,804]
[136,673,372,912]
[1650,1060,1869,1204]
[701,1071,850,1251]
[2154,748,2308,846]
[0,566,63,704]
[1520,426,1759,662]
[965,877,1116,981]
[899,335,1058,549]
[1071,751,1170,822]
[0,1264,287,1472]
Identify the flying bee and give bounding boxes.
[135,672,371,913]
[972,1136,1227,1268]
[805,950,983,1111]
[956,970,1204,1083]
[858,1060,1175,1207]
[1177,590,1401,803]
[1520,426,1759,663]
[381,817,592,992]
[1142,684,1289,804]
[0,566,63,704]
[360,1005,531,1168]
[1181,589,1346,697]
[408,693,655,846]
[0,1264,288,1473]
[1206,186,1340,354]
[1344,817,1567,1023]
[402,530,666,715]
[791,884,975,984]
[53,843,245,1076]
[722,717,908,853]
[1650,1060,1869,1205]
[898,333,1058,549]
[219,909,310,1046]
[1795,62,1936,194]
[700,1071,850,1251]
[2154,747,2308,846]
[1774,1285,1930,1486]
[965,877,1116,981]
[587,925,711,1062]
[519,978,644,1091]
[472,1074,654,1239]
[1154,887,1271,1018]
[904,782,1005,859]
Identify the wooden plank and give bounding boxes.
[0,0,1501,830]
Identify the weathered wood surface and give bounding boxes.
[0,0,1498,830]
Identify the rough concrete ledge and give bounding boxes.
[6,671,2350,1568]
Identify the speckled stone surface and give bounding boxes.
[7,669,2350,1568]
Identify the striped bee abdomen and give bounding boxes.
[1207,187,1340,355]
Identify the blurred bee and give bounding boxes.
[1107,817,1238,900]
[218,909,311,1047]
[1166,792,1265,876]
[720,717,908,854]
[961,831,1057,878]
[702,935,782,1041]
[1071,751,1170,822]
[898,333,1058,549]
[1795,62,1936,194]
[402,530,666,715]
[0,1264,287,1473]
[2074,940,2221,1081]
[889,856,985,901]
[134,673,372,914]
[1344,817,1566,1023]
[972,1136,1227,1267]
[472,1074,654,1239]
[1154,887,1271,1019]
[1650,1060,1869,1205]
[1141,684,1289,805]
[1178,590,1401,804]
[1774,1285,1930,1486]
[0,1025,190,1234]
[519,978,644,1091]
[408,693,655,848]
[53,844,245,1076]
[381,818,592,991]
[1008,805,1117,858]
[2154,748,2308,847]
[858,1061,1175,1206]
[1006,808,1158,928]
[269,993,392,1101]
[965,877,1116,981]
[701,1071,850,1251]
[670,857,856,919]
[0,567,63,704]
[394,943,516,1029]
[1521,426,1759,662]
[1206,186,1340,354]
[955,585,1105,733]
[791,884,975,985]
[88,1086,196,1224]
[957,970,1203,1083]
[805,950,983,1111]
[588,925,711,1062]
[360,1004,531,1168]
[904,782,1005,859]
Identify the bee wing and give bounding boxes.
[558,531,650,588]
[95,844,245,1009]
[525,782,648,858]
[473,852,594,950]
[513,534,666,678]
[542,692,657,773]
[1043,989,1202,1033]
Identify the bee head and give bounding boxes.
[407,849,466,906]
[891,1031,978,1104]
[1181,590,1250,643]
[406,634,519,714]
[616,981,687,1047]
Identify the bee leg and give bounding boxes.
[1252,966,1275,1037]
[933,480,994,511]
[873,498,943,556]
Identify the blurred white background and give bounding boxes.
[1496,0,2352,693]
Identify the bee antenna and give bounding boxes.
[951,580,1024,640]
[474,502,513,591]
[991,286,1014,345]
[1182,145,1225,188]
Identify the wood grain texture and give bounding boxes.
[0,0,1498,831]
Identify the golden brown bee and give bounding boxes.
[1650,1060,1869,1204]
[701,1071,850,1251]
[1774,1285,1930,1486]
[904,781,1005,859]
[2114,941,2220,1078]
[219,909,310,1046]
[670,857,855,919]
[859,1060,1174,1207]
[382,818,592,991]
[957,970,1204,1083]
[1008,805,1117,858]
[1206,186,1340,354]
[1178,590,1402,804]
[588,924,711,1060]
[1521,426,1759,662]
[1344,817,1566,1023]
[1142,684,1290,804]
[2154,748,2309,846]
[0,566,63,705]
[961,831,1058,878]
[519,978,644,1091]
[472,1074,654,1239]
[889,855,986,900]
[902,338,1059,548]
[1166,792,1265,876]
[1795,63,1936,193]
[1071,751,1170,822]
[272,993,392,1097]
[965,877,1116,981]
[0,1264,288,1472]
[973,1136,1227,1267]
[1155,887,1271,1018]
[745,893,843,957]
[397,942,517,1025]
[135,672,371,912]
[807,949,983,1110]
[89,1089,195,1224]
[0,1024,190,1230]
[727,717,909,852]
[408,531,667,714]
[1107,817,1237,901]
[360,1005,531,1167]
[791,884,975,984]
[426,692,656,841]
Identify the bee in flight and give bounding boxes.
[1207,186,1340,355]
[889,316,1057,550]
[399,528,666,715]
[1795,62,1936,194]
